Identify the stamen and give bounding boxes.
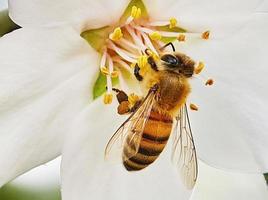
[190,103,199,111]
[131,6,141,19]
[195,62,205,74]
[202,31,210,40]
[104,93,113,104]
[169,18,177,29]
[140,32,159,55]
[177,34,186,42]
[205,78,214,86]
[113,57,133,73]
[108,41,137,63]
[109,27,123,41]
[149,31,162,41]
[116,38,140,52]
[111,70,119,78]
[125,26,147,52]
[101,66,110,75]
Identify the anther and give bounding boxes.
[190,103,199,111]
[195,62,205,74]
[149,31,162,41]
[111,71,119,78]
[201,31,210,40]
[131,6,141,19]
[177,34,186,42]
[101,66,110,75]
[169,18,177,29]
[205,78,214,86]
[103,93,113,104]
[109,27,123,41]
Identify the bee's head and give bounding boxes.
[160,53,195,77]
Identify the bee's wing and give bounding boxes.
[104,88,157,162]
[171,104,198,189]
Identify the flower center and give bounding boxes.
[81,0,212,105]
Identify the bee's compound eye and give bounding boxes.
[161,54,179,67]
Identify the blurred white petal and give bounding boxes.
[61,98,192,200]
[0,27,99,186]
[192,161,268,200]
[176,14,268,172]
[144,0,262,37]
[8,0,128,30]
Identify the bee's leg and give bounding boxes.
[148,56,158,71]
[134,64,143,81]
[112,88,131,115]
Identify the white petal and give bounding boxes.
[176,14,268,172]
[0,27,99,186]
[8,0,129,30]
[144,0,262,37]
[61,98,192,200]
[191,161,268,200]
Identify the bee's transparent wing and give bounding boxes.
[171,104,198,189]
[104,88,157,162]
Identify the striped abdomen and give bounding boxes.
[122,110,173,171]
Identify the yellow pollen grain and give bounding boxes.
[109,27,123,41]
[111,71,119,78]
[101,66,110,75]
[202,31,210,40]
[128,93,140,106]
[103,93,113,104]
[169,18,177,29]
[131,6,141,19]
[149,31,162,41]
[194,62,205,74]
[205,78,214,86]
[130,62,136,68]
[190,103,199,111]
[137,55,148,69]
[177,34,186,42]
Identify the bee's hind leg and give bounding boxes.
[112,88,142,115]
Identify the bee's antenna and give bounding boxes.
[160,42,175,52]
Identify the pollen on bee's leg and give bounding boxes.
[177,34,186,42]
[205,78,214,86]
[137,55,148,69]
[201,31,210,40]
[190,103,199,111]
[104,93,113,104]
[194,62,205,74]
[128,93,140,106]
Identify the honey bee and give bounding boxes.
[105,42,198,189]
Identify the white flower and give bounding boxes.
[0,0,268,199]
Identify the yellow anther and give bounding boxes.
[137,55,148,69]
[205,78,214,86]
[201,30,210,40]
[194,62,205,74]
[103,93,113,104]
[149,31,162,41]
[111,70,119,78]
[177,34,186,42]
[128,93,140,106]
[169,18,177,29]
[190,103,199,111]
[101,66,110,75]
[109,27,123,41]
[131,6,141,19]
[130,62,136,68]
